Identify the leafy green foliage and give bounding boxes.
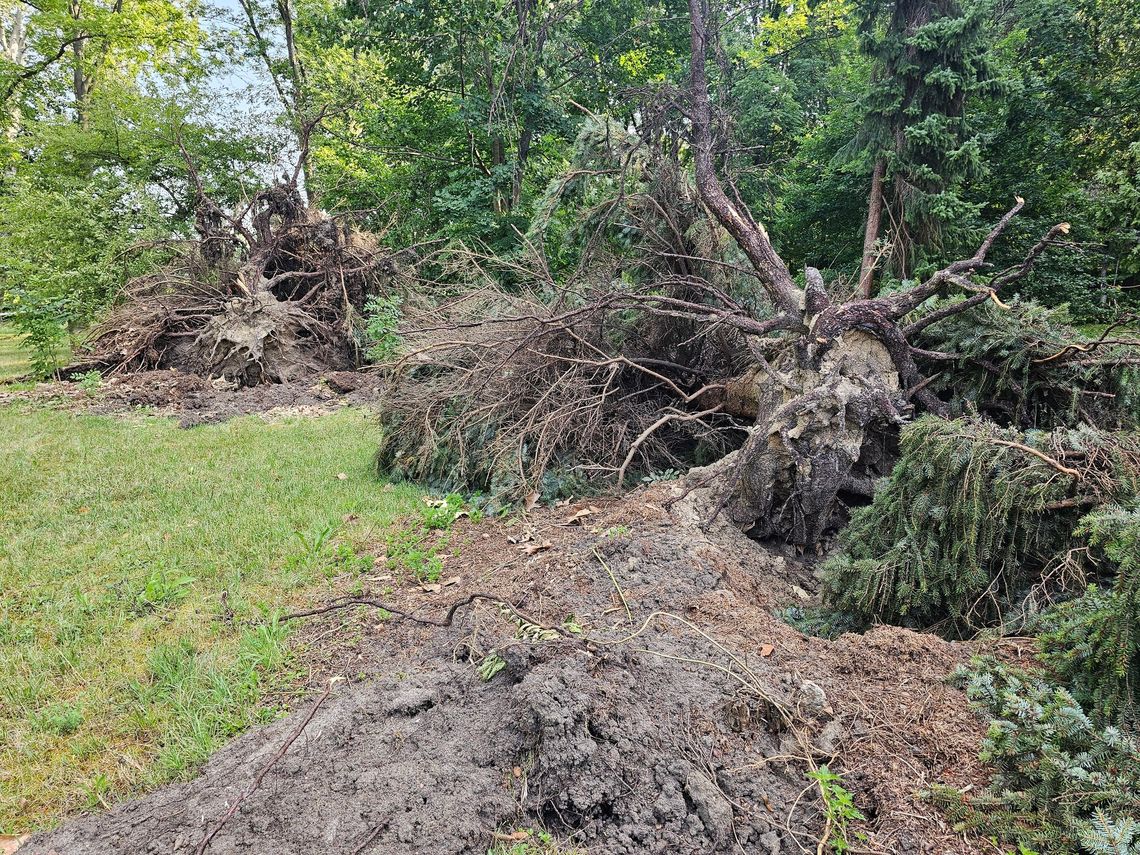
[362,295,403,362]
[0,172,170,374]
[809,765,867,854]
[385,495,469,583]
[933,658,1140,854]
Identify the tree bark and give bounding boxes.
[69,0,88,127]
[686,0,802,316]
[858,157,885,298]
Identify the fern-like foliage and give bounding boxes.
[931,659,1140,855]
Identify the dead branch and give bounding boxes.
[194,678,339,855]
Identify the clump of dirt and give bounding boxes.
[0,369,383,426]
[20,486,991,855]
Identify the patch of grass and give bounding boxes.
[385,493,473,583]
[0,405,421,832]
[0,324,30,382]
[488,827,585,854]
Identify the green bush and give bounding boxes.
[0,175,169,375]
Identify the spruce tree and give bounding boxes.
[855,0,992,292]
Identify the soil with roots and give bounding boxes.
[21,485,997,855]
[0,369,382,426]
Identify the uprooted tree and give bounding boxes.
[378,0,1137,553]
[70,138,394,386]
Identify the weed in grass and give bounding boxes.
[487,828,584,854]
[28,703,84,736]
[76,371,102,396]
[385,493,481,582]
[283,525,374,585]
[134,565,195,613]
[83,772,112,809]
[386,528,445,582]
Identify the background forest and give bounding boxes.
[2,0,1138,371]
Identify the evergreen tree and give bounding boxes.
[854,0,992,292]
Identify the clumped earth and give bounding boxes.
[0,369,382,426]
[21,483,992,855]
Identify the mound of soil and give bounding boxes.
[0,369,384,426]
[20,487,991,855]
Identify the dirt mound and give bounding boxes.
[20,488,990,855]
[0,369,384,426]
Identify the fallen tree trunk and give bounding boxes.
[374,1,1136,550]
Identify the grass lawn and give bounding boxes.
[0,404,421,832]
[0,324,29,381]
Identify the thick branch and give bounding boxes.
[686,0,802,315]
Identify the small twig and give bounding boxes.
[592,547,632,624]
[979,437,1082,478]
[194,677,340,854]
[350,823,388,855]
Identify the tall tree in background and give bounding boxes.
[854,0,991,294]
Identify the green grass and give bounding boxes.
[0,324,30,381]
[0,404,421,832]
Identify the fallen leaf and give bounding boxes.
[524,491,540,511]
[422,496,448,508]
[0,835,29,855]
[512,766,522,778]
[560,506,599,526]
[520,540,553,555]
[421,582,442,593]
[335,472,348,480]
[759,644,775,658]
[441,576,460,588]
[493,831,529,843]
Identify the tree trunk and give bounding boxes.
[69,0,88,127]
[686,0,802,316]
[858,157,885,298]
[0,6,27,139]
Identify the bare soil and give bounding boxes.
[21,483,992,855]
[0,369,382,426]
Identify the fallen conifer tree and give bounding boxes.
[376,0,1138,553]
